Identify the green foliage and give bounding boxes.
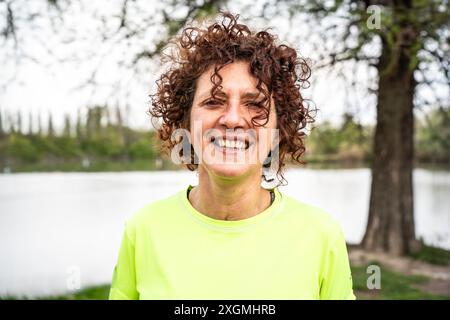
[307,108,450,166]
[129,135,156,159]
[8,134,41,162]
[410,242,450,266]
[0,284,111,300]
[307,113,373,162]
[415,107,450,163]
[0,106,161,171]
[309,121,341,155]
[0,106,448,171]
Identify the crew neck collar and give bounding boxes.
[179,184,284,232]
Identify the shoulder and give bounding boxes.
[280,192,344,240]
[124,189,184,237]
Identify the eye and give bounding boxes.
[246,101,263,109]
[203,99,224,107]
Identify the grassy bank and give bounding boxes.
[352,263,450,300]
[2,261,449,300]
[1,158,180,173]
[410,244,450,266]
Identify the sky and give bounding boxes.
[3,0,446,133]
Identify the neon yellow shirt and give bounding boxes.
[109,185,356,300]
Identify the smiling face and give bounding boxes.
[190,60,278,182]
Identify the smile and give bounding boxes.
[211,137,250,151]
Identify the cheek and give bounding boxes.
[189,112,215,146]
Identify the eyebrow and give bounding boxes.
[196,90,263,101]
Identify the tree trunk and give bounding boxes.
[361,27,421,256]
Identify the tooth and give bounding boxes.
[216,138,247,150]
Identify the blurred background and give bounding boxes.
[0,0,449,300]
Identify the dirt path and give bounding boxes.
[349,248,450,296]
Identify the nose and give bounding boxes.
[218,98,247,129]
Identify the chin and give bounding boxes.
[206,162,255,180]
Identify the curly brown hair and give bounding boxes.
[149,12,315,186]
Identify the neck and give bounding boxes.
[189,166,272,221]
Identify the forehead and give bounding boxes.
[195,61,261,97]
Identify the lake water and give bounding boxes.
[0,168,449,297]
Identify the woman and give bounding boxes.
[109,12,355,300]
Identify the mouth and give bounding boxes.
[210,136,251,151]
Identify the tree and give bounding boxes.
[115,105,124,144]
[0,0,222,93]
[75,109,83,139]
[16,110,22,135]
[86,106,105,140]
[47,112,54,137]
[28,111,33,135]
[37,113,43,136]
[63,114,72,137]
[279,0,448,255]
[0,109,4,136]
[7,112,15,134]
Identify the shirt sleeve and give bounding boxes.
[109,222,139,300]
[319,223,356,300]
